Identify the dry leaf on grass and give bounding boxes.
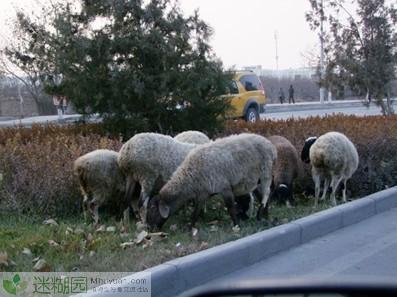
[32,256,41,263]
[232,225,240,233]
[22,248,33,257]
[48,240,60,248]
[89,251,96,257]
[192,228,199,237]
[43,219,58,226]
[33,259,50,272]
[136,222,146,231]
[0,252,8,266]
[65,227,74,235]
[86,233,94,243]
[120,242,135,249]
[120,232,129,238]
[199,242,209,250]
[209,225,218,232]
[135,231,148,245]
[74,228,85,235]
[142,241,153,249]
[95,225,106,232]
[106,226,116,232]
[169,224,178,232]
[148,232,168,238]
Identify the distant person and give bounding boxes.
[279,87,285,104]
[288,85,295,104]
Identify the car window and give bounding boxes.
[229,80,239,94]
[239,74,260,91]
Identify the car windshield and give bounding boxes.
[0,1,396,297]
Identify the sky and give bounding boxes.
[0,0,319,70]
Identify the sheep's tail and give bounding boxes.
[311,147,328,168]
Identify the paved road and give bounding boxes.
[0,101,392,127]
[210,206,397,285]
[262,104,387,120]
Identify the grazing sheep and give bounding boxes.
[301,131,359,207]
[174,131,211,145]
[236,135,301,219]
[145,133,277,230]
[117,133,197,218]
[74,149,126,223]
[268,135,302,206]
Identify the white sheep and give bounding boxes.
[236,135,302,219]
[74,149,126,223]
[145,133,277,230]
[174,130,211,145]
[301,131,359,207]
[117,133,197,218]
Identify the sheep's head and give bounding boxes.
[145,195,170,231]
[271,183,295,206]
[301,136,317,163]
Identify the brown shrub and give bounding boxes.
[0,125,122,217]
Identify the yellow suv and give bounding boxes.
[224,71,266,122]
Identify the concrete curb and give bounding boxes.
[146,186,397,297]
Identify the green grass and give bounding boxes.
[0,196,334,272]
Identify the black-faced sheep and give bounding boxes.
[145,133,277,230]
[117,133,197,219]
[301,131,359,207]
[174,131,211,145]
[74,149,127,223]
[268,135,302,206]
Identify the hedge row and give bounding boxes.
[0,124,122,217]
[1,115,397,217]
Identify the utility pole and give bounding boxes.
[274,30,279,78]
[319,0,325,104]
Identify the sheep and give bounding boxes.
[117,133,197,219]
[268,135,302,206]
[236,135,302,219]
[174,130,211,145]
[301,131,359,207]
[73,149,127,224]
[145,133,277,230]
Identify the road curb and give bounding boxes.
[147,186,397,297]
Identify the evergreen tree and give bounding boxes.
[6,0,232,134]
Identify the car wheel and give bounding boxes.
[245,107,259,122]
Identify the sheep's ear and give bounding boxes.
[159,200,170,219]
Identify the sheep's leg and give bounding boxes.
[82,194,89,221]
[259,175,272,210]
[320,178,329,201]
[342,178,348,203]
[312,169,321,208]
[330,175,343,206]
[191,198,203,228]
[257,175,271,220]
[88,201,99,225]
[125,176,139,218]
[248,192,255,218]
[222,190,239,227]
